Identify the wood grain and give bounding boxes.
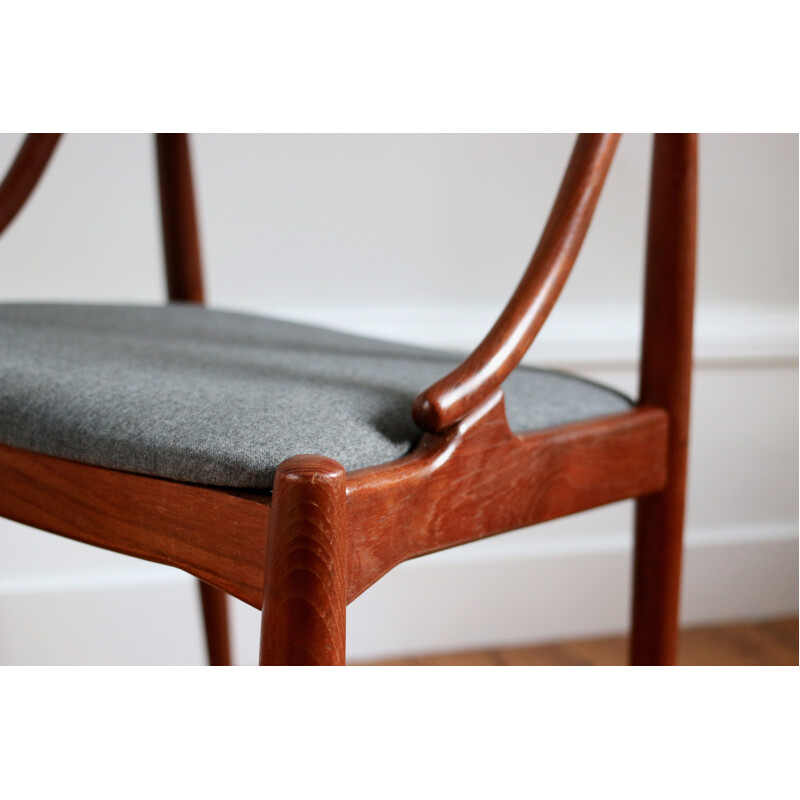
[260,456,347,666]
[0,442,269,607]
[0,399,667,614]
[346,396,667,601]
[630,134,698,665]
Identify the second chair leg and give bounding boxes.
[198,581,231,666]
[630,489,686,665]
[259,455,348,666]
[629,134,697,666]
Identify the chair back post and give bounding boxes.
[156,133,231,665]
[155,133,205,303]
[631,133,698,664]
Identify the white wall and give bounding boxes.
[0,133,796,664]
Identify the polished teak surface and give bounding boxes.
[0,133,697,665]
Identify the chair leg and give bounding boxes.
[259,455,347,666]
[630,134,697,666]
[198,581,231,666]
[630,489,686,665]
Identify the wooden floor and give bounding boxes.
[359,617,799,666]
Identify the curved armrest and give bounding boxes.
[413,133,620,433]
[0,134,62,237]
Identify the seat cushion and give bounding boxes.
[0,303,631,489]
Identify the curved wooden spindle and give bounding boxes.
[413,133,620,433]
[0,134,62,237]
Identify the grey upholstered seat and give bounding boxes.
[0,303,631,489]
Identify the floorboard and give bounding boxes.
[356,617,799,666]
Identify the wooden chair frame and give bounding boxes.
[0,132,696,665]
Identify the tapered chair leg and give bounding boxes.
[199,582,231,666]
[631,492,688,665]
[630,134,697,665]
[259,455,347,666]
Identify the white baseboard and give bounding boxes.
[344,523,799,662]
[0,523,795,665]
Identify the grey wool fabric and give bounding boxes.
[0,303,632,489]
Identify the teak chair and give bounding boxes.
[0,133,696,666]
